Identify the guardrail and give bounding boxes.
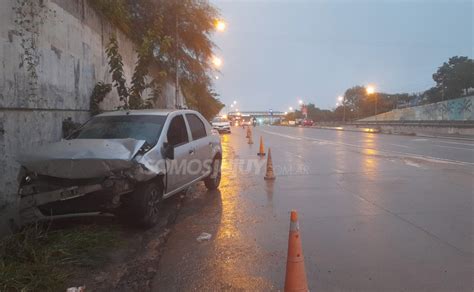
[347,120,474,128]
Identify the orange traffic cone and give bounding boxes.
[264,148,275,180]
[248,128,254,144]
[284,210,308,292]
[257,136,266,156]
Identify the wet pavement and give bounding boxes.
[152,126,473,291]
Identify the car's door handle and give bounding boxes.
[208,142,213,147]
[189,149,195,155]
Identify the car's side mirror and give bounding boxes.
[163,142,175,160]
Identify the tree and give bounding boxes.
[432,56,474,100]
[89,0,223,117]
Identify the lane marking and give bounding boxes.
[433,145,474,151]
[263,131,302,141]
[412,138,474,147]
[434,140,474,147]
[260,129,474,166]
[387,143,411,148]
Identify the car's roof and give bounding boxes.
[96,109,197,117]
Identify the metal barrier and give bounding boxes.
[347,120,474,128]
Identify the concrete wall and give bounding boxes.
[0,0,180,235]
[360,96,474,122]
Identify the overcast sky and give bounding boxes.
[211,0,473,112]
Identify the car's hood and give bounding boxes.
[212,122,230,126]
[18,138,146,179]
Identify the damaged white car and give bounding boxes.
[17,109,222,227]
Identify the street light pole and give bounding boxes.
[174,11,180,109]
[343,96,346,123]
[366,85,376,121]
[374,93,378,117]
[338,96,345,123]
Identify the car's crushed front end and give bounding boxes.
[17,136,165,224]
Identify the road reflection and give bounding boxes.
[210,130,273,290]
[361,134,379,176]
[216,141,240,241]
[335,130,346,173]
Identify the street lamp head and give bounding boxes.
[230,104,234,108]
[233,100,237,105]
[289,106,293,111]
[211,56,222,68]
[366,85,375,95]
[298,100,303,105]
[215,20,226,32]
[338,96,344,102]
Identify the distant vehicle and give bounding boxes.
[302,119,314,126]
[211,116,231,133]
[241,120,251,126]
[252,117,257,126]
[289,120,296,126]
[17,109,223,228]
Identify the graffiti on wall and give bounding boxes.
[362,96,473,121]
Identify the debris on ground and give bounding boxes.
[196,232,212,242]
[66,286,86,292]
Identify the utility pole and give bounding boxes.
[174,4,180,109]
[342,96,346,123]
[375,93,378,116]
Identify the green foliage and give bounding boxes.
[62,117,82,138]
[92,0,223,113]
[90,82,112,116]
[106,36,129,109]
[87,0,131,34]
[334,56,474,121]
[182,79,224,120]
[432,56,474,100]
[0,224,121,292]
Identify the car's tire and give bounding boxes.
[119,181,163,228]
[204,157,221,190]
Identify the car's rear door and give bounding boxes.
[185,113,212,180]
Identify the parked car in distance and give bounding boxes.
[211,116,231,133]
[302,119,314,126]
[17,109,223,228]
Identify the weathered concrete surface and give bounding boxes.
[360,95,473,122]
[0,0,181,235]
[377,124,474,138]
[152,126,473,291]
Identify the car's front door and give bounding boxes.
[165,114,193,193]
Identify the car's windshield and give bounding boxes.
[212,117,228,123]
[71,115,166,145]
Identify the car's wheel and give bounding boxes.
[204,157,221,190]
[120,181,163,228]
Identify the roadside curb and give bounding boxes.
[276,125,474,141]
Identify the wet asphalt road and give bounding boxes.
[152,126,473,291]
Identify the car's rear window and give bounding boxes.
[71,115,166,145]
[212,117,228,123]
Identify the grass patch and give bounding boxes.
[0,223,121,291]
